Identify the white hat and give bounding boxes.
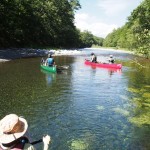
[0,114,28,144]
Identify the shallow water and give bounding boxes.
[0,48,150,150]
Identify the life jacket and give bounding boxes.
[92,56,97,63]
[108,58,115,63]
[47,58,54,66]
[0,137,29,150]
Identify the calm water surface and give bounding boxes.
[0,48,150,150]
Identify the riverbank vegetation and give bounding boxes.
[0,0,149,58]
[103,0,150,58]
[0,0,102,49]
[0,0,80,48]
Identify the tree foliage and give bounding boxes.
[0,0,82,48]
[77,30,104,48]
[93,36,104,47]
[103,0,150,58]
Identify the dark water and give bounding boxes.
[0,48,150,150]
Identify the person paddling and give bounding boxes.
[108,55,115,64]
[0,114,50,150]
[46,54,55,67]
[90,53,97,63]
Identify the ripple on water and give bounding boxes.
[0,54,150,149]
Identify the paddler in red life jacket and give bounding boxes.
[91,53,97,63]
[0,114,50,150]
[46,54,55,67]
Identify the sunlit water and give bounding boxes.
[0,48,150,150]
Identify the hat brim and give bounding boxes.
[0,117,28,144]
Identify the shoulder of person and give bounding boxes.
[23,143,35,150]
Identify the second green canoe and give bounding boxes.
[40,65,57,73]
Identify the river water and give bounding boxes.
[0,48,150,150]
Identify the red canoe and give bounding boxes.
[84,60,122,69]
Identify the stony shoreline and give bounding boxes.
[0,48,82,62]
[0,47,135,63]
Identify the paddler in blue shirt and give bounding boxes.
[46,54,55,67]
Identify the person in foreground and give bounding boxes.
[90,53,97,63]
[0,114,51,150]
[108,55,115,64]
[46,54,55,67]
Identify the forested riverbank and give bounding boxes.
[103,0,150,58]
[0,0,103,49]
[0,0,149,58]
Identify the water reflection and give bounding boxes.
[85,64,122,77]
[108,69,122,77]
[41,69,56,86]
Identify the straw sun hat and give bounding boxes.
[0,114,28,144]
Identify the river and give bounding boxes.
[0,48,150,150]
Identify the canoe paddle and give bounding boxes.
[57,65,69,70]
[31,135,50,145]
[2,137,43,147]
[31,139,43,145]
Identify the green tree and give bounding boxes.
[79,30,95,48]
[128,0,150,57]
[0,0,81,48]
[93,36,104,47]
[103,0,150,58]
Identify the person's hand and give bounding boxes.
[43,135,51,145]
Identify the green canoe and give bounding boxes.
[40,65,57,73]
